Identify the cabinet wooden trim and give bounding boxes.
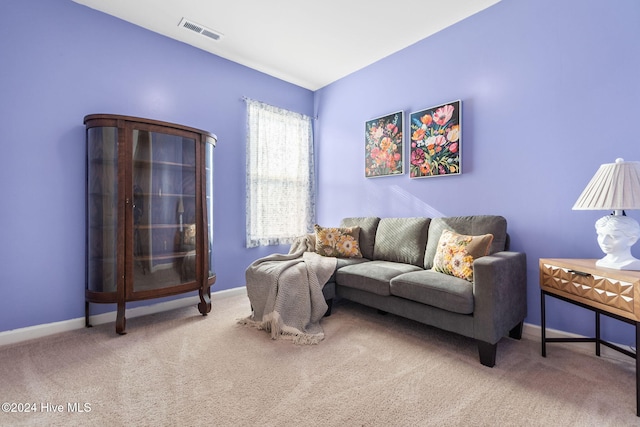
[85,114,216,334]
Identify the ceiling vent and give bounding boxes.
[178,18,223,41]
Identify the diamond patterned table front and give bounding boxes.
[539,258,640,416]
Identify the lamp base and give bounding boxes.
[595,257,640,271]
[594,213,640,270]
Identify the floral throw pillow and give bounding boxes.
[314,225,362,258]
[432,230,494,282]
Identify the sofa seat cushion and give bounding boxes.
[336,261,422,296]
[327,257,371,283]
[389,270,474,314]
[336,257,371,269]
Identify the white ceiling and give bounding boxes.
[72,0,501,91]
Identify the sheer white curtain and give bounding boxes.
[245,99,315,248]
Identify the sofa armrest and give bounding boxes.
[472,251,527,344]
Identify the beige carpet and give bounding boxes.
[0,290,638,427]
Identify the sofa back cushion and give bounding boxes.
[373,217,431,267]
[340,217,380,259]
[424,215,508,270]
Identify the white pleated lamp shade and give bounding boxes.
[573,158,640,211]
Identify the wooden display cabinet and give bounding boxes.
[85,114,216,334]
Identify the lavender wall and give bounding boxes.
[315,0,640,345]
[0,0,311,332]
[2,0,639,347]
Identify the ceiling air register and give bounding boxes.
[178,18,223,41]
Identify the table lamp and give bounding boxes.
[572,158,640,270]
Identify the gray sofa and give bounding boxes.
[319,215,527,367]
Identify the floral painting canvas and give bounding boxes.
[409,100,461,178]
[365,111,404,178]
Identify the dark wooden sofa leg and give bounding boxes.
[477,340,497,367]
[508,321,524,340]
[324,298,333,317]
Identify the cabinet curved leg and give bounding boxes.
[198,286,212,315]
[85,301,92,328]
[116,302,127,335]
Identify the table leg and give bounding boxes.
[541,290,547,357]
[596,311,601,357]
[636,322,639,417]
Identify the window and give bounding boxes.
[245,99,315,248]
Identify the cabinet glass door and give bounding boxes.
[131,129,196,292]
[87,127,118,293]
[205,137,215,280]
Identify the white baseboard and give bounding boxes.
[0,286,247,347]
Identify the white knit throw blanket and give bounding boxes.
[241,235,336,344]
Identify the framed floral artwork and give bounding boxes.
[409,100,461,178]
[365,111,404,178]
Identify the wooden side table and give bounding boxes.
[540,258,640,416]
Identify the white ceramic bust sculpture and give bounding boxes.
[594,215,640,270]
